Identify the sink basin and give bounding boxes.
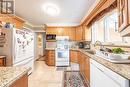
[95,50,130,64]
[85,50,95,55]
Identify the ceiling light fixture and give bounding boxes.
[42,3,60,16]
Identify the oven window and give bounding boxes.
[58,51,68,58]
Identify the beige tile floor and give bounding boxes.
[28,61,64,87]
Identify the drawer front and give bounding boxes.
[49,60,55,65]
[48,51,55,54]
[48,57,55,61]
[48,54,55,58]
[47,58,55,66]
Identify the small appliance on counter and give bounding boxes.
[78,41,91,49]
[84,41,91,50]
[78,42,84,49]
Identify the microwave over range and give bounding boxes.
[46,34,56,41]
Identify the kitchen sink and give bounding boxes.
[95,50,130,64]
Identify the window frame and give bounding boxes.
[91,9,124,44]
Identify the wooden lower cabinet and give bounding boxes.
[78,52,90,82]
[46,27,76,41]
[45,50,90,82]
[0,57,6,66]
[78,52,82,64]
[45,50,55,66]
[10,74,28,87]
[70,51,78,63]
[84,55,90,82]
[80,53,84,74]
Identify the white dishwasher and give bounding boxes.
[90,59,129,87]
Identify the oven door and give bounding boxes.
[56,50,69,62]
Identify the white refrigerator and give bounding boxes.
[0,28,34,74]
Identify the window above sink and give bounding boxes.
[91,9,130,45]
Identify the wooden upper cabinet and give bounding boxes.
[62,27,76,41]
[47,26,88,41]
[118,0,129,32]
[56,28,63,36]
[46,27,76,41]
[84,26,91,41]
[46,27,62,35]
[0,15,24,29]
[62,28,68,36]
[82,26,86,41]
[75,25,91,41]
[75,26,83,41]
[67,28,76,41]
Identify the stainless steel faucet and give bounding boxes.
[94,40,104,50]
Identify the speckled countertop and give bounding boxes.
[0,56,6,59]
[45,48,79,51]
[46,48,130,80]
[0,67,30,87]
[45,48,55,50]
[79,49,130,80]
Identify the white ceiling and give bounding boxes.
[15,0,97,26]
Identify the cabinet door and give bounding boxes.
[77,52,81,64]
[62,28,76,41]
[76,26,83,41]
[46,28,56,34]
[46,27,63,36]
[85,26,91,41]
[62,28,69,36]
[78,52,82,72]
[80,53,85,75]
[0,59,4,66]
[10,74,28,87]
[56,28,63,36]
[118,0,129,32]
[78,52,90,82]
[82,26,86,41]
[45,50,55,66]
[78,52,85,75]
[82,55,86,76]
[70,51,78,63]
[84,55,90,82]
[69,28,76,41]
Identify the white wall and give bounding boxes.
[34,32,46,60]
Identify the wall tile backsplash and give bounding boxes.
[46,41,79,49]
[46,42,57,48]
[46,41,91,49]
